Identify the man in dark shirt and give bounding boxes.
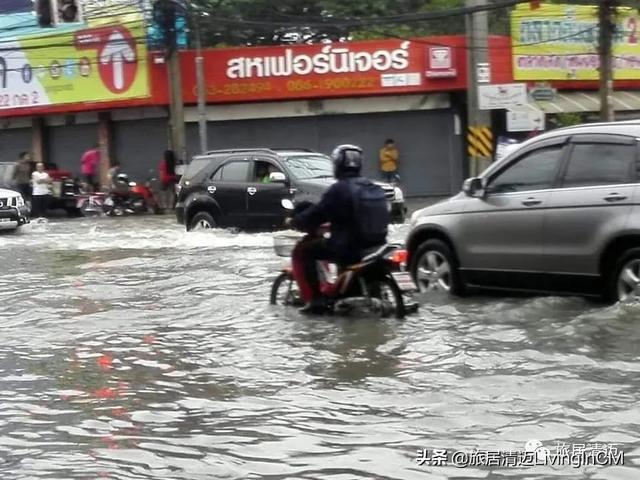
[290,144,388,314]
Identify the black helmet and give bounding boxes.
[331,144,363,178]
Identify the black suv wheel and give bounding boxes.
[188,211,216,231]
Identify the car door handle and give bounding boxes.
[522,198,542,206]
[247,187,257,195]
[604,194,627,202]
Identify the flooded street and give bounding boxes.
[0,216,639,479]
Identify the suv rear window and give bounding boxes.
[214,161,250,182]
[183,158,213,181]
[562,143,636,187]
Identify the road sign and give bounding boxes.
[530,86,556,102]
[467,125,493,158]
[507,109,545,132]
[477,62,491,83]
[478,83,527,110]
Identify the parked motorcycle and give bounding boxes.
[107,174,157,216]
[269,230,418,319]
[76,192,109,216]
[77,173,161,217]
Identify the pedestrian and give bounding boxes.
[31,162,52,218]
[159,150,177,210]
[80,144,101,192]
[379,138,400,184]
[108,161,121,189]
[13,151,33,202]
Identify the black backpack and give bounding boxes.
[348,178,389,247]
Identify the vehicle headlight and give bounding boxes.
[393,186,404,202]
[15,196,25,207]
[281,198,294,210]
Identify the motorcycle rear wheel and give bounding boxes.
[270,271,302,306]
[372,276,406,319]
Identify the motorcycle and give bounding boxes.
[83,173,161,217]
[76,192,109,216]
[269,228,418,319]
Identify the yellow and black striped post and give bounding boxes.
[467,125,493,176]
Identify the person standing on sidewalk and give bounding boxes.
[13,151,33,202]
[80,144,101,192]
[379,138,400,184]
[159,150,177,210]
[31,162,52,218]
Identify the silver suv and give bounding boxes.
[407,121,640,303]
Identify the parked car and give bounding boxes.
[407,121,640,304]
[0,162,80,216]
[176,148,407,231]
[0,188,29,231]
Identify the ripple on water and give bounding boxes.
[0,217,639,478]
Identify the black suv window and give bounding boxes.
[213,161,250,182]
[562,143,636,188]
[253,160,283,182]
[488,145,564,194]
[183,158,212,181]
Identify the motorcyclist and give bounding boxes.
[288,144,389,314]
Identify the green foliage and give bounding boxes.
[189,0,469,47]
[187,0,620,48]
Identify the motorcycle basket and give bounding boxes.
[273,233,302,257]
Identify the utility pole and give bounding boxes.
[195,16,208,154]
[599,0,617,122]
[158,0,187,163]
[465,0,492,177]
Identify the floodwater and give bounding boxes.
[0,216,639,480]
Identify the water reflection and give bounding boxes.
[0,217,638,479]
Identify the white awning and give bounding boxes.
[532,90,640,114]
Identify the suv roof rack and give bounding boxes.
[203,148,277,155]
[269,148,314,152]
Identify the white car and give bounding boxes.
[0,188,29,231]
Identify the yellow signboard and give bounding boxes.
[511,3,640,80]
[0,11,148,110]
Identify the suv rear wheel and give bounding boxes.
[410,239,465,295]
[188,211,216,231]
[607,247,640,303]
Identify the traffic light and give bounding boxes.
[35,0,83,27]
[35,0,53,27]
[57,0,83,23]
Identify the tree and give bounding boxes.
[188,0,467,47]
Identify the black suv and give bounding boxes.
[176,148,406,231]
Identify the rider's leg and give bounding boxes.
[299,238,332,314]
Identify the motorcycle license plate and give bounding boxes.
[391,272,417,292]
[104,198,114,206]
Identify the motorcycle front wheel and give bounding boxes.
[270,271,302,306]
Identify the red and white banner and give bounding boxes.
[178,39,464,104]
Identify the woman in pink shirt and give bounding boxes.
[81,145,101,192]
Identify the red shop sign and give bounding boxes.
[182,40,431,103]
[426,46,457,78]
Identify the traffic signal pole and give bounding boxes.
[158,0,187,163]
